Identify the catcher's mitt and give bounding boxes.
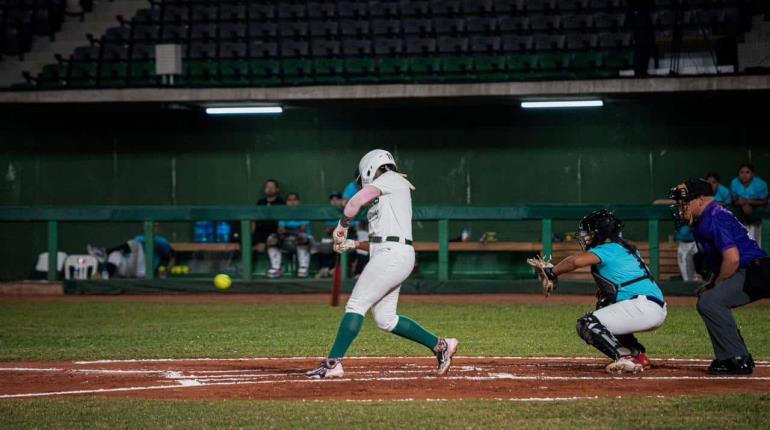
[526,254,557,297]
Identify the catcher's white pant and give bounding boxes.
[345,242,415,332]
[677,241,701,282]
[593,295,667,335]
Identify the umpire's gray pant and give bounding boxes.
[696,270,758,360]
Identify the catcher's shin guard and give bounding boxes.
[576,313,632,360]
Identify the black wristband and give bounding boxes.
[543,267,557,281]
[339,216,351,228]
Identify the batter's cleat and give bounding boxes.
[606,356,644,374]
[708,355,754,375]
[305,358,344,379]
[266,268,283,279]
[434,338,459,376]
[633,353,651,370]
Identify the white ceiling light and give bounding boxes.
[521,100,604,109]
[205,106,283,115]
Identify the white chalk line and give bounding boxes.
[71,356,770,365]
[3,371,770,400]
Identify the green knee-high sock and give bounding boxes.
[328,312,365,358]
[391,316,439,351]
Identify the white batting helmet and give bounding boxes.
[358,149,397,185]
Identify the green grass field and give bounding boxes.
[1,299,769,429]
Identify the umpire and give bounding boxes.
[669,179,769,374]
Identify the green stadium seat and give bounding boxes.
[344,58,377,83]
[473,56,507,81]
[409,57,441,82]
[376,58,411,83]
[127,61,157,87]
[571,52,603,70]
[37,63,69,89]
[537,53,568,70]
[440,56,475,81]
[219,61,250,86]
[312,59,346,85]
[281,59,314,85]
[186,60,219,87]
[602,50,633,69]
[98,62,128,88]
[68,62,97,88]
[249,60,281,86]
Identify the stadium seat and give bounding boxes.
[344,58,377,83]
[99,62,128,88]
[440,56,475,81]
[409,57,441,81]
[376,57,411,82]
[281,59,314,85]
[312,58,346,84]
[219,61,250,86]
[373,38,404,55]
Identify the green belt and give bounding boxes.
[370,236,413,246]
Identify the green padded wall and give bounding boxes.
[0,95,767,280]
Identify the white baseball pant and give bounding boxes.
[345,242,415,332]
[593,295,667,335]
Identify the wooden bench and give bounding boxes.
[171,241,681,281]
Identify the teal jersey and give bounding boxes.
[714,183,731,205]
[133,235,173,270]
[278,220,313,238]
[730,176,768,201]
[676,225,695,243]
[588,242,664,303]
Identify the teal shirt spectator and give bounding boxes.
[714,183,732,205]
[676,225,695,243]
[278,220,313,238]
[133,235,173,270]
[342,181,360,200]
[730,176,768,201]
[588,242,665,303]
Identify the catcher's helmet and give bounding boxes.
[577,210,623,250]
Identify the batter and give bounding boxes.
[306,149,458,379]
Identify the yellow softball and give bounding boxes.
[214,274,232,290]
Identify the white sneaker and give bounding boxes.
[267,268,283,279]
[606,356,644,374]
[305,359,344,379]
[297,268,309,278]
[435,338,459,376]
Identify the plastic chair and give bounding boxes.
[64,255,98,280]
[35,252,68,273]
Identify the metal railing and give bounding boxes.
[3,205,768,282]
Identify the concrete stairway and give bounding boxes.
[738,15,770,72]
[0,0,149,87]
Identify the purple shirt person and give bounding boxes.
[693,201,767,276]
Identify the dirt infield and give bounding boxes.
[2,357,769,401]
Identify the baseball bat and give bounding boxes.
[331,254,341,307]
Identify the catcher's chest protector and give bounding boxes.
[591,267,618,302]
[590,242,654,304]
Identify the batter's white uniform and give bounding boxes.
[345,171,416,332]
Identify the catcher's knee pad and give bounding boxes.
[576,313,629,360]
[266,234,280,247]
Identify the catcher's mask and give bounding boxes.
[576,210,623,251]
[668,178,713,228]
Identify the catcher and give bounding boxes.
[528,210,667,373]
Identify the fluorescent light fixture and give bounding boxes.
[205,106,283,115]
[521,100,604,109]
